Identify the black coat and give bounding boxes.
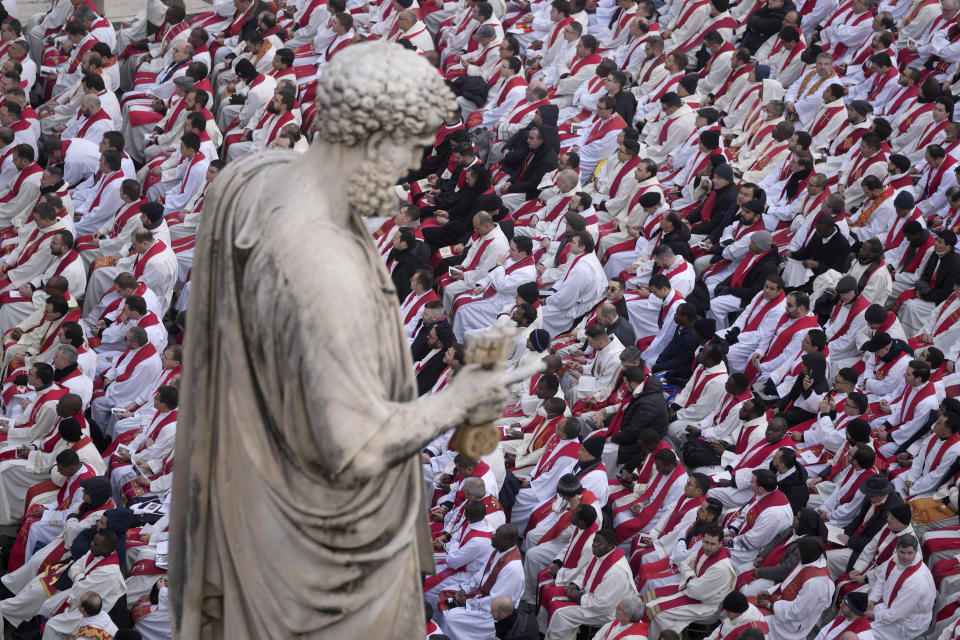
[652,325,697,377]
[717,247,781,305]
[389,241,432,301]
[416,350,447,396]
[689,184,738,236]
[609,376,670,466]
[843,492,905,555]
[773,462,809,513]
[409,126,463,181]
[506,145,559,200]
[916,250,960,304]
[790,230,852,278]
[740,0,796,53]
[411,320,443,361]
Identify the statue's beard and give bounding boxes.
[348,156,402,218]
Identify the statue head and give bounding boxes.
[314,42,455,216]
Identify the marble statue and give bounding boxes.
[168,41,539,639]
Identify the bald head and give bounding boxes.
[490,596,514,620]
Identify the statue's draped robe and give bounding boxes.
[170,150,430,638]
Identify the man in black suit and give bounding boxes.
[783,211,852,291]
[709,229,781,321]
[899,229,960,334]
[499,125,558,201]
[828,472,905,573]
[414,321,456,395]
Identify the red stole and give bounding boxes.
[922,432,960,475]
[933,292,960,335]
[533,490,597,543]
[738,490,790,535]
[896,381,936,426]
[584,114,627,147]
[112,343,159,384]
[56,462,96,508]
[476,547,521,597]
[0,164,42,204]
[75,109,112,138]
[87,170,124,211]
[826,295,870,342]
[821,615,872,640]
[547,16,574,47]
[761,314,818,361]
[582,548,626,592]
[568,53,602,77]
[402,289,439,325]
[492,75,527,108]
[742,291,785,332]
[682,365,724,407]
[898,234,934,273]
[609,157,642,198]
[732,435,794,473]
[699,42,735,78]
[133,240,168,279]
[923,155,957,198]
[559,522,599,569]
[659,495,704,539]
[770,562,831,602]
[882,558,924,605]
[508,99,548,125]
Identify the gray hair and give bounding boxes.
[74,5,97,20]
[767,99,785,116]
[621,596,645,622]
[476,24,496,39]
[56,344,79,364]
[463,477,485,499]
[896,533,919,549]
[313,41,453,146]
[173,76,195,92]
[81,94,100,109]
[620,346,643,362]
[558,169,579,191]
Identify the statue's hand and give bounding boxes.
[447,361,545,425]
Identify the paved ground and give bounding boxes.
[16,0,212,24]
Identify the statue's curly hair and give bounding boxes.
[314,41,455,146]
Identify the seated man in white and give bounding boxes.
[439,523,524,640]
[589,595,649,640]
[644,522,737,638]
[541,527,637,640]
[0,528,126,637]
[866,533,935,640]
[755,536,835,640]
[722,468,795,571]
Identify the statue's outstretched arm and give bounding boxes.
[338,360,544,480]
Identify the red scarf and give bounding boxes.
[826,295,870,342]
[742,291,785,332]
[582,548,626,592]
[0,164,42,204]
[111,343,159,384]
[133,240,168,279]
[75,108,112,139]
[738,490,790,535]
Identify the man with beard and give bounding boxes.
[226,89,296,162]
